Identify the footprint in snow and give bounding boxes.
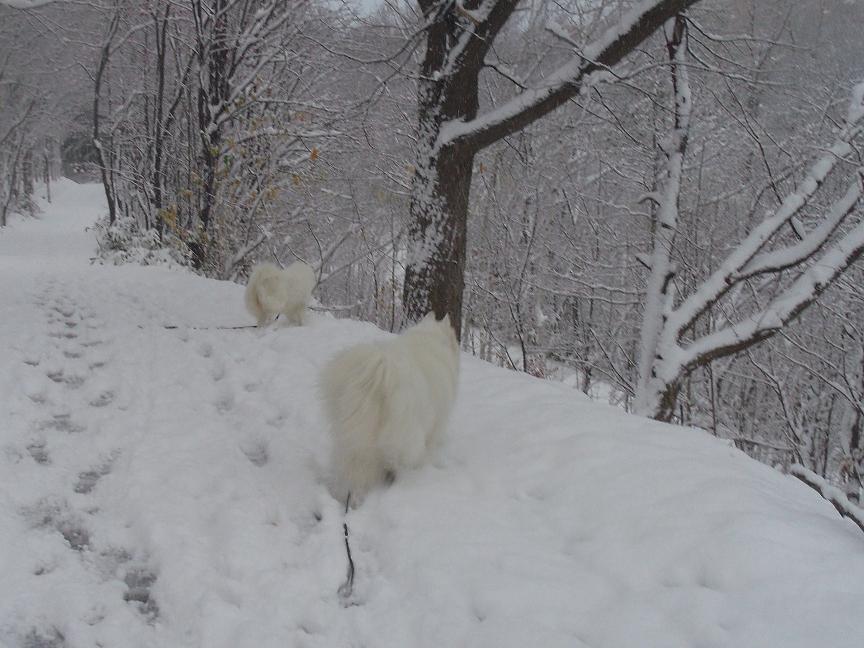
[74,462,114,494]
[46,369,85,389]
[64,375,85,389]
[47,331,77,340]
[20,626,67,648]
[88,390,115,407]
[45,370,86,389]
[215,392,235,413]
[26,442,51,465]
[38,414,85,434]
[23,499,91,552]
[240,439,269,467]
[123,565,159,621]
[26,388,48,404]
[210,361,226,382]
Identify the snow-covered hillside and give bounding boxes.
[1,180,863,648]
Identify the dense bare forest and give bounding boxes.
[3,0,863,500]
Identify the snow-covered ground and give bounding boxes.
[2,179,864,648]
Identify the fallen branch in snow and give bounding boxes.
[789,464,864,536]
[338,495,356,602]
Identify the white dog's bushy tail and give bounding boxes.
[321,344,395,503]
[321,313,459,506]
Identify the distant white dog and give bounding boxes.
[320,312,460,507]
[244,261,316,327]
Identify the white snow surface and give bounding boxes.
[2,179,864,648]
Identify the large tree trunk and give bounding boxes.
[21,147,34,209]
[402,1,512,337]
[403,145,473,337]
[192,0,230,267]
[151,4,170,236]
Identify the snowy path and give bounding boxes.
[1,180,864,647]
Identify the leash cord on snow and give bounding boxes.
[338,494,355,600]
[156,324,258,330]
[156,312,280,330]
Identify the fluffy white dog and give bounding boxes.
[320,312,460,507]
[244,261,315,327]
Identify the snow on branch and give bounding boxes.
[439,0,509,78]
[0,0,58,7]
[635,81,864,419]
[790,464,864,535]
[222,228,269,280]
[737,175,864,279]
[666,81,864,338]
[680,208,864,370]
[634,14,690,417]
[454,1,483,26]
[437,0,700,153]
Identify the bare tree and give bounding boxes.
[402,0,701,337]
[635,79,864,420]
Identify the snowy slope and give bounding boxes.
[1,180,863,648]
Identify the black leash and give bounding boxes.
[337,493,356,601]
[157,312,281,330]
[158,324,258,330]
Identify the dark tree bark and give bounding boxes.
[191,0,231,266]
[93,10,120,225]
[151,4,170,234]
[403,0,518,337]
[21,147,34,202]
[43,147,51,203]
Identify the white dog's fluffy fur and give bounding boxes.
[244,261,315,327]
[320,312,460,506]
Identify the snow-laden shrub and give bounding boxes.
[92,215,191,269]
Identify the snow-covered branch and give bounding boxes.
[737,176,864,280]
[635,78,864,420]
[667,124,863,338]
[438,0,701,153]
[790,464,864,535]
[681,206,864,370]
[0,0,58,7]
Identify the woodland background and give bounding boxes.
[2,0,863,499]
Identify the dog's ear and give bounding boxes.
[441,313,451,325]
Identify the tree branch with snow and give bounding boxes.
[402,0,704,336]
[438,0,702,154]
[790,464,864,535]
[635,80,864,421]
